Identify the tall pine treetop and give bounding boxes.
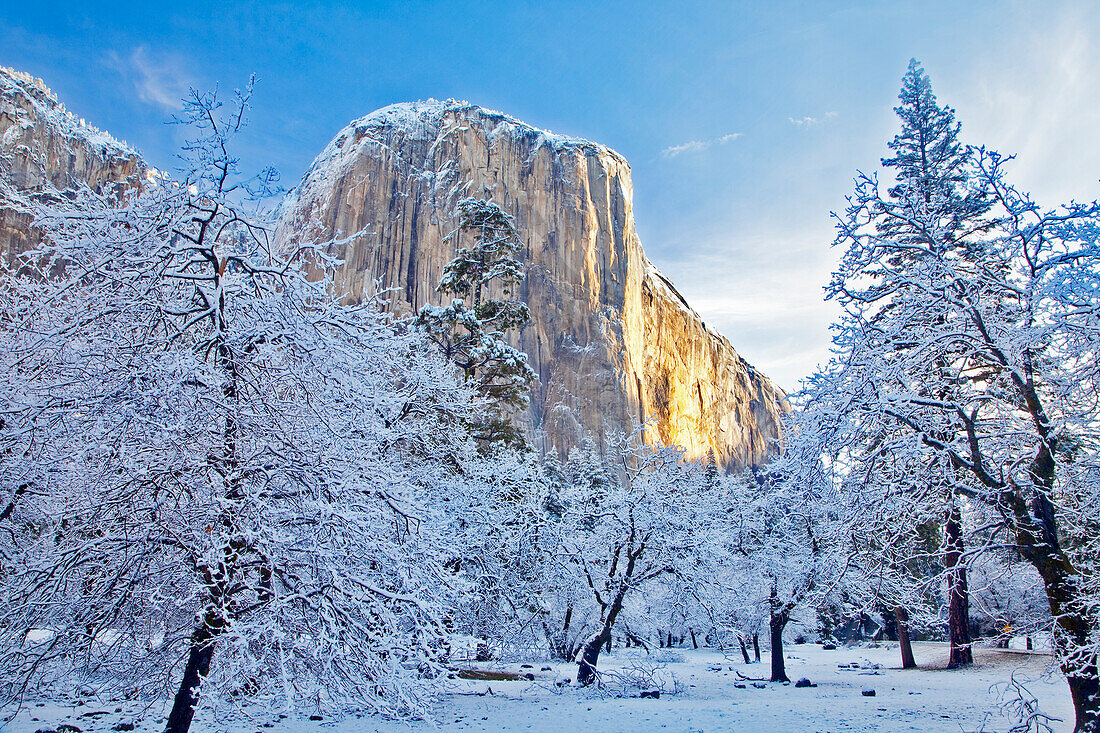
[878,59,991,252]
[415,197,536,449]
[438,198,526,308]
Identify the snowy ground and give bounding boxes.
[3,642,1074,733]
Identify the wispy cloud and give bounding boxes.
[788,111,838,127]
[662,132,742,158]
[954,3,1100,207]
[106,46,192,111]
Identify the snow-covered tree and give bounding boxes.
[865,58,997,668]
[0,82,475,731]
[809,58,1100,732]
[668,472,761,659]
[722,402,862,682]
[415,198,537,449]
[844,435,946,669]
[433,450,553,662]
[524,430,709,685]
[968,549,1050,647]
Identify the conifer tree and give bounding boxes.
[878,59,992,255]
[838,59,995,668]
[415,198,536,449]
[808,58,1100,731]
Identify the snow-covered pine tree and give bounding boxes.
[810,58,1100,732]
[878,59,993,255]
[415,198,536,449]
[566,436,616,526]
[845,58,998,668]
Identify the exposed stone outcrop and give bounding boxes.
[277,101,788,468]
[0,66,146,260]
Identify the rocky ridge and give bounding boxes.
[0,66,147,259]
[0,69,787,469]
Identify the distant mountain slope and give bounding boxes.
[0,66,146,259]
[277,100,788,467]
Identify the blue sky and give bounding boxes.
[4,1,1098,390]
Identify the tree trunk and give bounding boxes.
[738,635,751,665]
[545,605,574,661]
[577,586,629,686]
[1025,532,1100,733]
[1067,673,1100,733]
[896,606,916,669]
[753,633,760,662]
[770,611,789,683]
[689,628,698,649]
[165,613,220,733]
[882,607,899,641]
[624,628,648,651]
[945,497,973,668]
[1018,428,1099,732]
[166,311,239,733]
[577,627,610,686]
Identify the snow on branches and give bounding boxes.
[796,58,1100,732]
[415,197,536,450]
[0,82,478,729]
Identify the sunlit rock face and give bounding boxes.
[277,100,788,468]
[0,66,145,260]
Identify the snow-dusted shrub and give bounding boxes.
[586,655,682,698]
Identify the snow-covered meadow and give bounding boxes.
[6,643,1072,732]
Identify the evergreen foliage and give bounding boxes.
[415,198,536,449]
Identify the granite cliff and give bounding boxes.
[0,66,146,260]
[277,101,788,468]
